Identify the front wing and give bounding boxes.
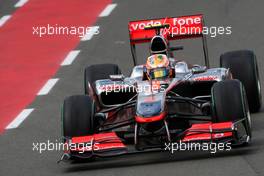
[60,120,248,161]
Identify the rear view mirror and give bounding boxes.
[191,66,207,74]
[109,74,125,81]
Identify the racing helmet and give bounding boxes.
[145,54,170,80]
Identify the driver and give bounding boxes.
[145,54,173,80]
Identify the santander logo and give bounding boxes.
[194,76,218,81]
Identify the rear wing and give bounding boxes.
[128,14,209,67]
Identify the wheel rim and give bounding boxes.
[247,109,252,130]
[255,60,262,106]
[257,79,262,103]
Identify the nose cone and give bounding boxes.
[137,100,162,117]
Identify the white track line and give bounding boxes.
[6,109,34,129]
[37,78,59,95]
[81,26,100,41]
[61,50,80,66]
[15,0,28,7]
[99,4,117,17]
[0,15,11,27]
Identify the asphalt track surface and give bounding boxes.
[1,0,264,176]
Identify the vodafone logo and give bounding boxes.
[130,20,162,31]
[129,16,202,31]
[173,17,201,26]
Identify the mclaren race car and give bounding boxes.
[59,14,262,162]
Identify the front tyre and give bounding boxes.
[62,95,95,139]
[211,80,252,145]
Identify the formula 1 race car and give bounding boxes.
[59,15,262,162]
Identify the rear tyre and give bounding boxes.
[84,64,121,95]
[220,50,262,112]
[211,80,252,145]
[62,95,95,139]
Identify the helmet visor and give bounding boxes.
[149,67,169,79]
